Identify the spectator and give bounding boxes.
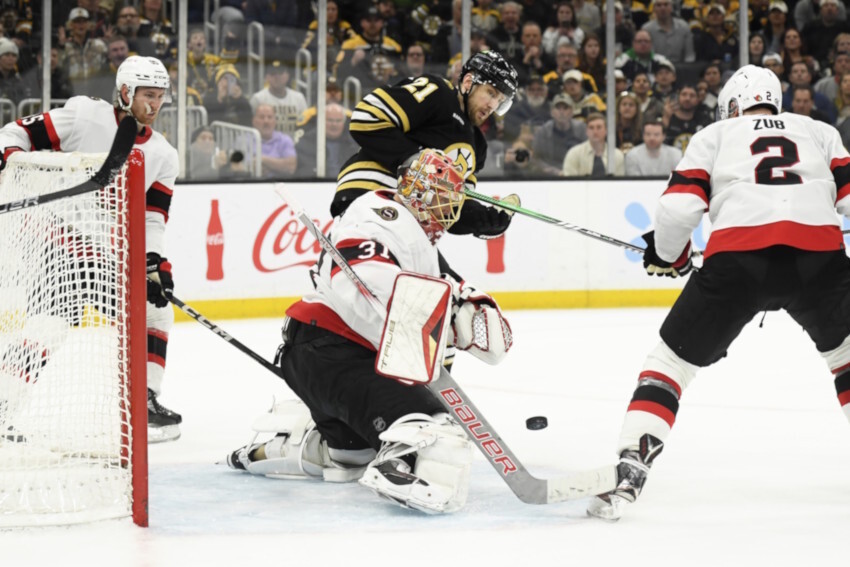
[517,0,549,30]
[297,80,349,128]
[542,1,585,56]
[650,58,677,105]
[253,103,297,177]
[531,93,588,176]
[86,34,129,100]
[615,91,643,152]
[573,0,602,36]
[188,126,226,180]
[185,28,220,96]
[663,84,713,152]
[562,68,606,121]
[503,76,551,141]
[23,47,75,101]
[694,4,738,64]
[0,38,33,104]
[295,102,358,178]
[403,43,427,77]
[764,1,791,55]
[60,7,108,82]
[795,0,847,34]
[833,32,850,62]
[375,0,405,46]
[701,62,723,110]
[615,29,674,83]
[486,1,523,63]
[791,84,832,122]
[514,21,554,86]
[203,64,253,126]
[578,33,606,97]
[544,42,579,98]
[599,1,636,59]
[801,0,850,68]
[642,0,695,65]
[625,119,682,176]
[167,63,203,106]
[431,0,465,65]
[562,112,625,177]
[763,52,789,90]
[834,72,850,125]
[504,136,539,178]
[138,0,175,38]
[249,61,308,130]
[783,60,837,123]
[114,5,143,53]
[780,27,818,75]
[334,6,403,92]
[749,33,767,67]
[301,0,353,71]
[472,0,501,33]
[814,50,850,103]
[750,0,773,36]
[632,71,664,122]
[615,68,629,94]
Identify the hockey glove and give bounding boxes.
[0,146,23,172]
[448,198,512,239]
[443,274,513,364]
[146,252,174,308]
[642,231,693,278]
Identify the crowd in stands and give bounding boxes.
[2,0,850,180]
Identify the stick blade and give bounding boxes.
[92,115,137,187]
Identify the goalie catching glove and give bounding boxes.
[642,231,693,278]
[146,252,174,308]
[445,275,513,364]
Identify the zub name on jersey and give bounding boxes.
[752,118,785,130]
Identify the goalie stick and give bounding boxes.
[161,289,281,376]
[275,183,617,504]
[0,116,138,216]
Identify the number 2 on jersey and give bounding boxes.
[402,77,438,103]
[750,136,802,185]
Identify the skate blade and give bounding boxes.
[148,424,181,443]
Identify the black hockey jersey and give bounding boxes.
[331,73,487,217]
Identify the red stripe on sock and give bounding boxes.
[628,400,676,427]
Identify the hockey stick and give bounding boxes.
[0,116,138,216]
[275,184,616,504]
[464,187,646,253]
[161,289,281,376]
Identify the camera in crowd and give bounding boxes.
[514,148,529,163]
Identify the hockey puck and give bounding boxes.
[526,416,548,430]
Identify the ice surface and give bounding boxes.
[2,308,848,566]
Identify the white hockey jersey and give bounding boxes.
[655,112,850,261]
[286,191,442,350]
[0,96,179,256]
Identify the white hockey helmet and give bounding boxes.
[397,149,466,244]
[115,55,172,111]
[717,64,781,120]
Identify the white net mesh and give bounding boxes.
[0,151,137,526]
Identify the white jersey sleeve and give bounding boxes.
[0,96,178,257]
[288,191,442,349]
[656,112,849,260]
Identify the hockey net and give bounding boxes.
[0,150,147,527]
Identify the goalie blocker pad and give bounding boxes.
[376,273,452,385]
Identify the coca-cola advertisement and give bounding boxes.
[167,181,692,318]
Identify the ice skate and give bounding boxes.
[587,434,663,521]
[147,388,182,443]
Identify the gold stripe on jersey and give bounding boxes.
[349,120,395,132]
[373,88,410,131]
[350,103,396,131]
[337,180,395,192]
[339,160,393,178]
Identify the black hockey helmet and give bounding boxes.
[460,51,518,116]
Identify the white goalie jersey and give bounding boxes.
[0,96,178,256]
[286,191,442,349]
[655,112,850,262]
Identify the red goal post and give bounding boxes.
[0,149,148,527]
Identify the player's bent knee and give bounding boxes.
[643,341,699,391]
[359,413,473,514]
[820,334,850,376]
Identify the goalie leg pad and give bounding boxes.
[358,413,473,514]
[228,399,375,482]
[453,301,512,365]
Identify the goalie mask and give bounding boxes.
[115,55,172,113]
[717,64,781,120]
[397,149,465,244]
